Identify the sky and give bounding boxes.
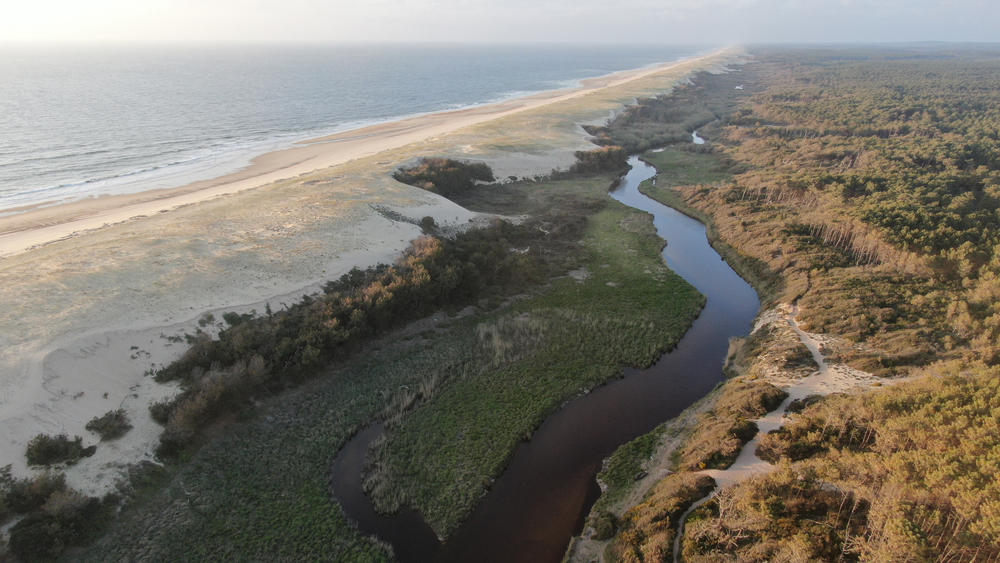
[1,0,998,45]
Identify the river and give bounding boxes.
[330,155,759,562]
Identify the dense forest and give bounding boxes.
[592,48,1000,562]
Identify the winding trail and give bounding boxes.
[672,304,880,561]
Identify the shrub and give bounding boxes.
[393,158,494,196]
[419,215,438,234]
[8,512,66,560]
[7,492,116,561]
[569,146,629,174]
[24,434,94,467]
[676,381,787,470]
[607,473,716,562]
[85,409,132,441]
[592,511,618,540]
[4,471,67,514]
[149,399,175,425]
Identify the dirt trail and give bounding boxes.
[672,304,881,561]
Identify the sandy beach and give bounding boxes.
[0,47,744,494]
[2,51,723,259]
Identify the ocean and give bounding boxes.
[0,44,704,213]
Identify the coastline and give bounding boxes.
[0,50,716,259]
[0,46,745,495]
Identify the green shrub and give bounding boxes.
[148,399,175,425]
[8,492,116,562]
[393,158,494,196]
[85,409,132,441]
[4,471,67,514]
[592,510,618,541]
[419,215,438,234]
[24,434,94,467]
[569,146,629,174]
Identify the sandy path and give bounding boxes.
[672,305,880,561]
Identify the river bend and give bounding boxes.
[330,156,759,562]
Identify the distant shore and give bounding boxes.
[0,53,713,259]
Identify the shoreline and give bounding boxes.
[0,50,719,259]
[0,46,743,497]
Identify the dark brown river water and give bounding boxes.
[330,155,760,562]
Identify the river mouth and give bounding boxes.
[330,155,759,562]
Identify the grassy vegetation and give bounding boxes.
[81,339,424,561]
[641,148,732,190]
[363,172,704,536]
[594,423,667,513]
[584,69,751,154]
[638,147,785,302]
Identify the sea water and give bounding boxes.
[0,43,704,213]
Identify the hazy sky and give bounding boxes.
[2,0,998,44]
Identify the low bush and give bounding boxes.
[393,157,494,197]
[676,381,787,470]
[591,511,618,541]
[682,465,868,562]
[85,409,132,441]
[419,215,438,234]
[148,400,174,425]
[606,473,716,562]
[569,146,628,174]
[8,491,116,562]
[25,434,94,467]
[1,467,68,523]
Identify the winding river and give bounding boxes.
[330,156,760,562]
